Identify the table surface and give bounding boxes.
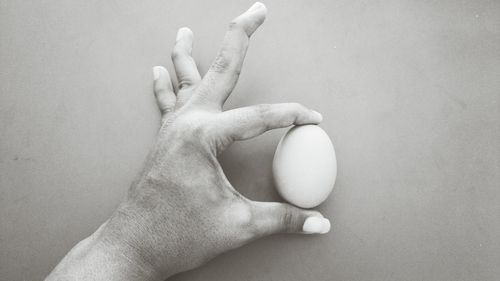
[1,1,499,280]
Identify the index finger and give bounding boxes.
[214,103,322,145]
[196,2,267,108]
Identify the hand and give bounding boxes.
[46,3,330,281]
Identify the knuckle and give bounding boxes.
[232,202,254,227]
[157,96,175,109]
[171,50,180,61]
[171,46,187,61]
[281,209,296,233]
[277,204,299,233]
[255,103,272,117]
[189,122,210,140]
[284,103,308,124]
[228,19,243,31]
[177,80,191,90]
[210,52,231,73]
[188,124,204,138]
[154,84,166,94]
[225,200,257,240]
[255,104,272,128]
[228,18,250,37]
[171,112,213,140]
[288,102,306,112]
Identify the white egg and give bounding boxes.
[272,125,337,208]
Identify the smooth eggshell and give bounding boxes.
[272,125,337,208]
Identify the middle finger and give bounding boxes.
[195,2,267,109]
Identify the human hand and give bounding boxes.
[46,3,330,281]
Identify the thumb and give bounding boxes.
[250,201,331,236]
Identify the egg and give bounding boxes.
[272,125,337,208]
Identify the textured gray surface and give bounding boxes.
[1,1,499,280]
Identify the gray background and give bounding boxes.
[1,0,499,280]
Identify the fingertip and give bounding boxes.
[248,2,267,14]
[248,2,267,24]
[153,66,173,93]
[302,216,331,234]
[176,27,193,42]
[311,110,323,123]
[234,2,267,36]
[152,66,176,114]
[153,66,167,81]
[296,108,323,125]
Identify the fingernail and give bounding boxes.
[311,110,323,122]
[303,217,330,234]
[248,2,265,12]
[176,27,191,41]
[153,66,164,81]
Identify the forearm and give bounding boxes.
[45,221,163,281]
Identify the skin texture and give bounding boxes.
[45,3,330,281]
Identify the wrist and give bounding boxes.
[47,220,166,281]
[97,223,164,281]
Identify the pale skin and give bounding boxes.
[46,3,331,281]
